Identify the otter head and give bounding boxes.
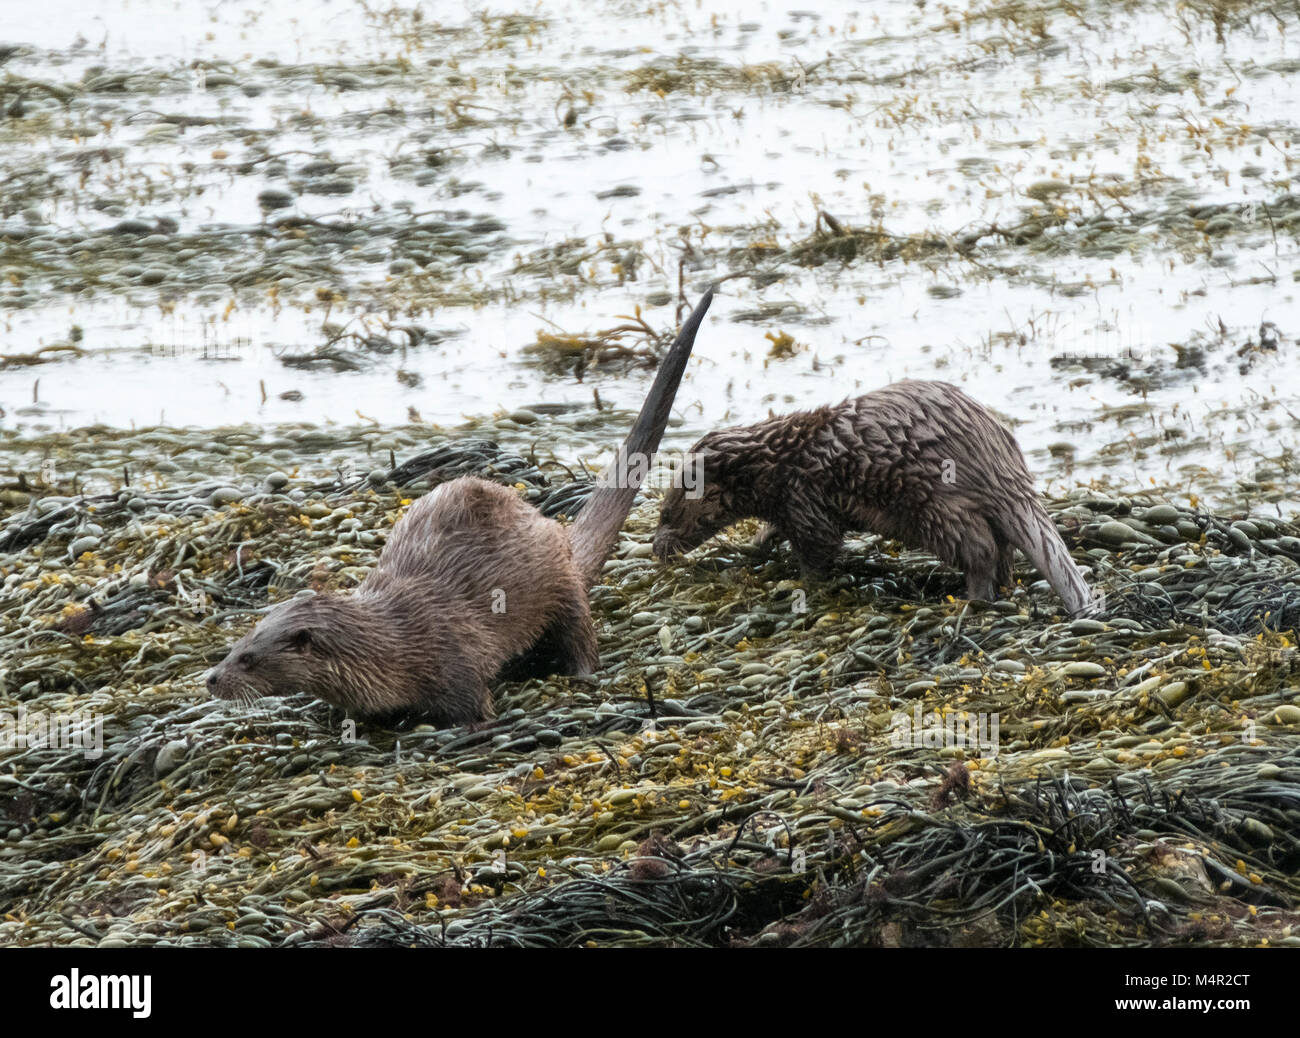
[652,446,739,560]
[206,593,363,708]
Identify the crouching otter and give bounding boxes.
[652,380,1097,615]
[207,289,714,723]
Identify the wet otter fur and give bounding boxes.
[207,289,714,723]
[652,380,1097,615]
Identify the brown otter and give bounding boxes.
[652,380,1098,615]
[207,289,714,723]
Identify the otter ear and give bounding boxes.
[290,628,313,652]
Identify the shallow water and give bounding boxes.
[1,0,1298,507]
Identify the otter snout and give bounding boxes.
[205,652,254,701]
[206,660,234,700]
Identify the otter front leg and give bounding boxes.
[781,503,844,578]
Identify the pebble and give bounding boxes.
[1062,661,1107,679]
[257,188,295,209]
[154,739,188,777]
[1095,520,1160,547]
[1156,681,1190,707]
[1142,504,1180,524]
[68,535,100,556]
[1226,526,1253,552]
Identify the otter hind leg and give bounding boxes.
[959,518,1000,602]
[994,537,1017,594]
[924,512,999,603]
[425,673,495,728]
[548,592,600,677]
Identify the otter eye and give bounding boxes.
[237,652,255,668]
[290,629,312,652]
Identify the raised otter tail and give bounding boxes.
[1013,500,1100,616]
[569,288,714,584]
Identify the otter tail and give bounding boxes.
[1011,499,1099,616]
[569,288,714,584]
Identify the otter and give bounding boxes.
[652,380,1097,615]
[207,289,714,723]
